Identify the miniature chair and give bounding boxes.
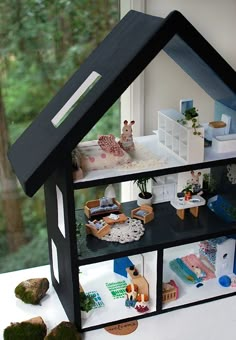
[131,205,154,224]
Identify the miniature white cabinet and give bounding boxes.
[152,174,177,203]
[157,109,204,164]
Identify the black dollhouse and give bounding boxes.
[8,10,236,332]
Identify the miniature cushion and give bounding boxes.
[135,210,148,217]
[99,197,113,207]
[90,204,119,215]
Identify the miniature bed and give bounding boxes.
[74,135,167,179]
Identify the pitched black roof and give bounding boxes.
[8,10,236,196]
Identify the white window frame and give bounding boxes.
[120,0,146,202]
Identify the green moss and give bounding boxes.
[14,284,35,304]
[4,322,46,340]
[45,322,80,340]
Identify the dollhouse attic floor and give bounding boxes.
[74,134,236,189]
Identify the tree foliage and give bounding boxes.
[0,0,119,271]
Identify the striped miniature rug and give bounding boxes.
[169,254,215,284]
[182,254,215,280]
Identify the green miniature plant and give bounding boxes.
[178,107,202,136]
[79,292,95,313]
[203,173,216,193]
[134,177,157,199]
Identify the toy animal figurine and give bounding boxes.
[188,170,203,195]
[191,265,206,279]
[135,293,149,313]
[125,283,138,308]
[119,120,135,152]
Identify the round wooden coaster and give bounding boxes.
[104,320,138,335]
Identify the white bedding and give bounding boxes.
[78,139,166,173]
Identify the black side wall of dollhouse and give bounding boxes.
[44,156,81,329]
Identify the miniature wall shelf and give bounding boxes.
[157,109,204,164]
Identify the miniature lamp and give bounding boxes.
[104,184,116,198]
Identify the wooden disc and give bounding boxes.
[104,320,138,335]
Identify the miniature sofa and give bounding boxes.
[131,205,154,224]
[85,219,111,239]
[84,198,121,218]
[212,133,236,153]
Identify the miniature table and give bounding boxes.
[0,265,236,340]
[170,195,206,220]
[103,213,128,225]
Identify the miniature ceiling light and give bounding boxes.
[51,71,101,128]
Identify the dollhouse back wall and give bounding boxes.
[131,0,236,135]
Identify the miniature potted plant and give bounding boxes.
[178,107,201,136]
[134,177,156,206]
[182,184,193,200]
[202,173,216,198]
[80,292,95,319]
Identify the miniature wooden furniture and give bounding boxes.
[103,213,127,225]
[131,205,154,224]
[170,195,206,220]
[162,280,179,303]
[84,199,121,218]
[85,220,111,239]
[126,266,149,297]
[157,109,204,164]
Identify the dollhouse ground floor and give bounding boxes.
[1,265,236,340]
[79,241,236,330]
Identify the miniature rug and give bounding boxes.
[169,258,201,284]
[181,254,215,280]
[105,281,127,299]
[86,291,104,309]
[102,218,145,243]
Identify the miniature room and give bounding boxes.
[163,237,236,310]
[79,251,157,329]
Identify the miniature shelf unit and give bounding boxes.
[157,109,204,164]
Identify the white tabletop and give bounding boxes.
[170,195,206,210]
[0,265,236,340]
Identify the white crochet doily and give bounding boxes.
[102,218,145,243]
[227,164,236,184]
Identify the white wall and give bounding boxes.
[144,0,236,135]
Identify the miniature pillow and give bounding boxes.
[98,134,124,157]
[135,210,148,217]
[78,139,131,172]
[99,197,113,207]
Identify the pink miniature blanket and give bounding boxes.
[182,254,215,281]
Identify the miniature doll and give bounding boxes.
[119,120,135,152]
